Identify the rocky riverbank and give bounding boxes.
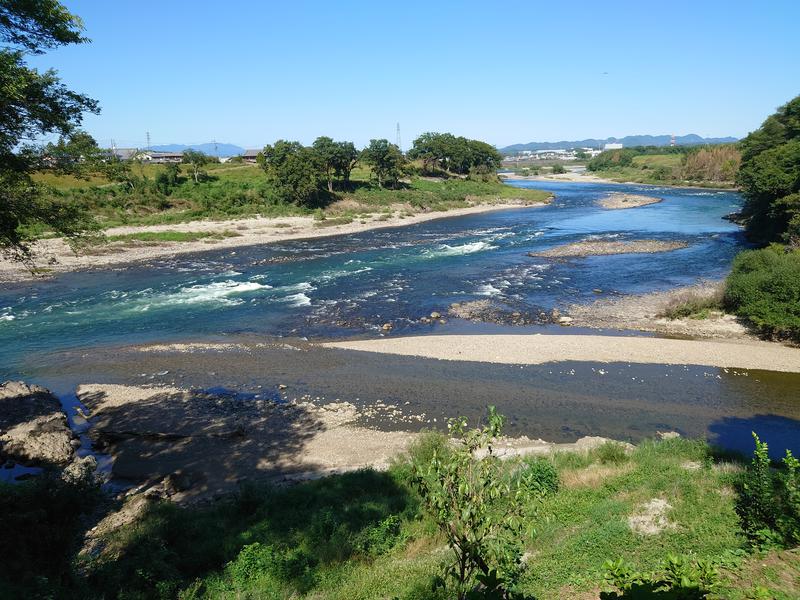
[564,281,751,339]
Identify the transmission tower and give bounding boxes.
[213,139,219,157]
[146,131,151,150]
[396,122,402,151]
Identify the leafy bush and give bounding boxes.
[735,432,800,548]
[600,554,719,599]
[517,457,559,496]
[225,542,315,588]
[411,407,535,599]
[550,163,566,174]
[595,441,630,465]
[724,245,800,340]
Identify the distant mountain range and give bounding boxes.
[149,143,246,157]
[499,134,738,154]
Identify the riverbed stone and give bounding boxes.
[0,381,75,467]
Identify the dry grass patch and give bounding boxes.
[561,462,634,489]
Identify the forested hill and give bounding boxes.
[500,134,738,154]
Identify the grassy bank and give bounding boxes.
[586,146,740,188]
[31,165,551,232]
[4,434,798,599]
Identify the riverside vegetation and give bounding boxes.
[2,407,799,599]
[662,95,800,342]
[586,145,741,188]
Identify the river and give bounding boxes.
[2,181,798,455]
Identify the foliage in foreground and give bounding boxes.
[735,433,800,549]
[0,472,100,598]
[6,427,800,599]
[0,0,100,262]
[410,407,541,599]
[600,554,719,599]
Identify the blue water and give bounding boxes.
[0,181,745,374]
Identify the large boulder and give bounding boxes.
[0,381,75,467]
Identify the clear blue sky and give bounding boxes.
[30,0,800,149]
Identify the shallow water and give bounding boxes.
[0,181,745,372]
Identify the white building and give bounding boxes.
[603,142,623,151]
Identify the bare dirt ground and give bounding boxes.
[0,199,549,283]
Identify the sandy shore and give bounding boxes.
[321,334,800,373]
[529,239,687,258]
[0,199,549,283]
[500,171,615,184]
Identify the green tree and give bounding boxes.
[332,140,359,189]
[154,162,181,195]
[257,140,324,206]
[0,0,99,263]
[181,149,210,183]
[312,136,339,192]
[42,130,103,177]
[361,139,404,188]
[737,95,800,245]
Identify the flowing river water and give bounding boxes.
[2,180,799,456]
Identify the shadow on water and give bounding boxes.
[708,414,800,459]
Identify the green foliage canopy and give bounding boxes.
[0,0,99,262]
[737,95,800,244]
[257,140,324,206]
[361,138,404,189]
[408,132,502,175]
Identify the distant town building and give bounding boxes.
[603,142,623,150]
[242,149,260,163]
[138,151,184,163]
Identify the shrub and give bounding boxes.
[595,441,629,465]
[659,287,724,320]
[600,554,720,599]
[517,457,559,496]
[550,163,566,174]
[735,432,800,548]
[410,407,535,599]
[724,245,800,340]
